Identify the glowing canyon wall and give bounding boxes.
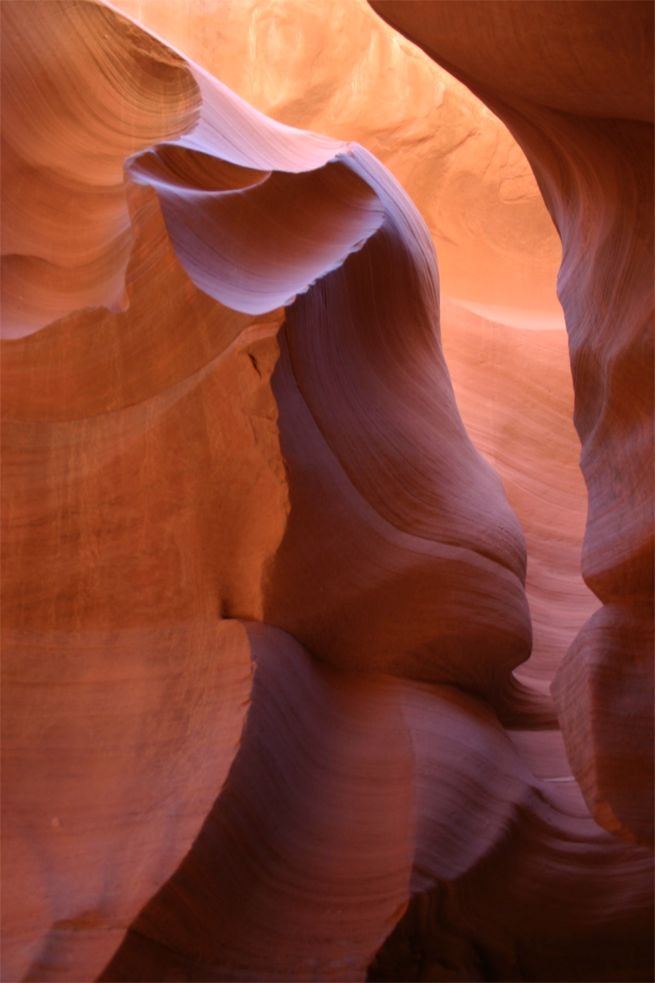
[371,0,654,857]
[1,2,652,981]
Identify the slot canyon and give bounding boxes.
[1,1,653,981]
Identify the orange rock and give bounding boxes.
[372,0,654,853]
[2,1,652,981]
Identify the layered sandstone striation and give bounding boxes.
[1,2,653,982]
[110,0,596,714]
[372,0,654,853]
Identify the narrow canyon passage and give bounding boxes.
[1,2,652,982]
[112,0,598,705]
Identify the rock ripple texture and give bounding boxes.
[1,2,653,982]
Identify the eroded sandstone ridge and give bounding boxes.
[372,0,654,856]
[1,2,653,981]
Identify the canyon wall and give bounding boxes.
[1,2,652,981]
[372,0,654,853]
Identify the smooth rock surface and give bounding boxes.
[1,2,652,982]
[372,0,654,853]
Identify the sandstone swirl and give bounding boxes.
[1,2,652,982]
[372,0,654,856]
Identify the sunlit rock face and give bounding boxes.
[111,0,563,320]
[372,0,654,851]
[111,0,596,703]
[1,3,652,983]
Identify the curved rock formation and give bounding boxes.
[1,1,653,982]
[112,0,563,323]
[371,0,654,857]
[110,0,595,713]
[104,623,652,983]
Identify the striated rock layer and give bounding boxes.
[112,0,563,322]
[372,0,654,856]
[109,0,596,719]
[1,2,653,982]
